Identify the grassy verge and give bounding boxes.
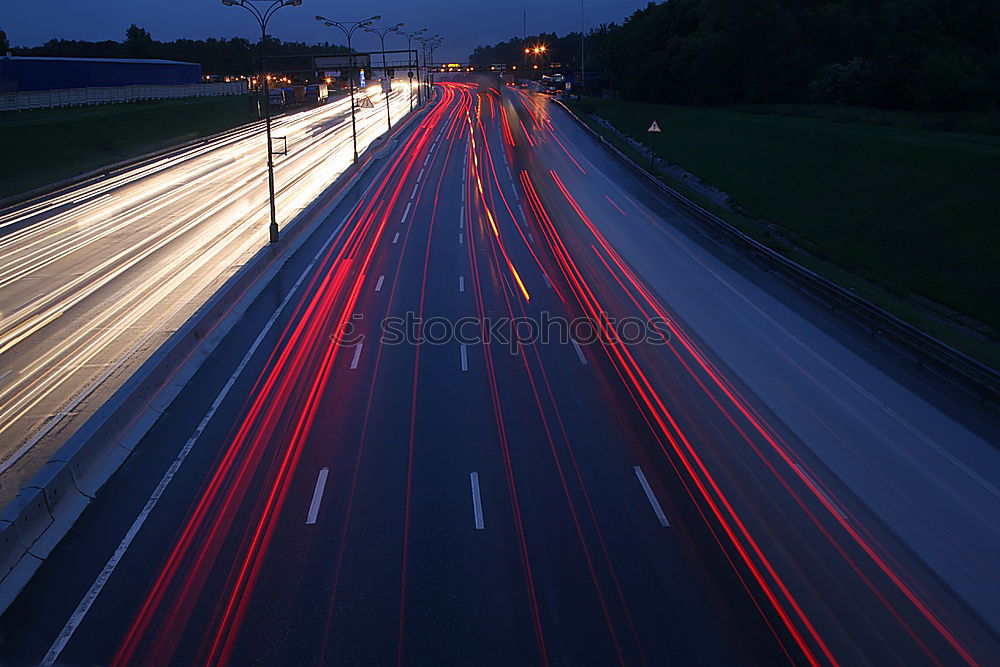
[566,98,1000,371]
[732,104,1000,136]
[0,96,260,199]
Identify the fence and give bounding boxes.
[0,81,249,112]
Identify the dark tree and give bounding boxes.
[9,27,351,76]
[470,0,1000,112]
[124,24,154,58]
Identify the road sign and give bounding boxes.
[647,120,662,133]
[381,78,392,94]
[359,69,366,87]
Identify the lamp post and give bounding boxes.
[363,22,404,132]
[315,14,380,162]
[525,44,546,80]
[428,37,443,70]
[221,0,302,245]
[416,35,437,102]
[402,28,427,109]
[420,36,442,95]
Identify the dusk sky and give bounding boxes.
[2,0,650,62]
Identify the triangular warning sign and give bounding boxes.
[356,95,375,108]
[647,120,662,133]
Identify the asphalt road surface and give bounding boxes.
[0,83,412,506]
[1,81,997,666]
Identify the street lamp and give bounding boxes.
[363,22,404,132]
[524,44,547,80]
[315,14,381,162]
[416,34,439,101]
[402,28,427,109]
[221,0,302,245]
[419,35,442,93]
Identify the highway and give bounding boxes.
[0,83,412,505]
[1,81,998,665]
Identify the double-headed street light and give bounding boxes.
[524,44,547,79]
[402,28,427,109]
[417,35,442,95]
[221,0,302,244]
[416,36,434,101]
[315,14,380,162]
[363,22,404,132]
[428,36,443,67]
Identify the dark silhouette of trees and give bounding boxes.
[470,0,1000,111]
[124,24,154,58]
[9,26,349,76]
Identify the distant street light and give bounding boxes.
[315,14,381,162]
[524,43,547,80]
[401,28,427,109]
[221,0,302,244]
[419,36,443,91]
[416,34,440,100]
[364,22,404,133]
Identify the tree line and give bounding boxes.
[470,0,1000,111]
[2,25,348,76]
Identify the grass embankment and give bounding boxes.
[567,98,1000,370]
[0,96,260,199]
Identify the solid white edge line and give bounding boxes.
[571,339,588,366]
[350,342,364,369]
[306,467,330,524]
[375,275,385,292]
[41,212,351,666]
[470,472,485,530]
[634,466,670,527]
[460,343,468,371]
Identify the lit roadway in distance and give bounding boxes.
[0,83,411,504]
[1,79,996,665]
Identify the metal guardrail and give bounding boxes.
[554,99,1000,406]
